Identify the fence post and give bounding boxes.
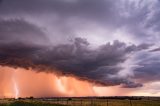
[67,99,68,105]
[91,98,93,106]
[81,99,82,106]
[130,99,132,106]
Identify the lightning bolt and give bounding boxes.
[12,70,19,99]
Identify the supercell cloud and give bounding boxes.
[0,0,160,96]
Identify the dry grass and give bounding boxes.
[0,97,160,106]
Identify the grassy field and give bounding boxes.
[0,97,160,106]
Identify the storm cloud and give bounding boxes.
[0,0,160,91]
[0,37,148,87]
[0,19,151,87]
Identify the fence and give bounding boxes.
[40,98,160,106]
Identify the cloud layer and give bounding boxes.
[0,0,160,93]
[0,19,151,88]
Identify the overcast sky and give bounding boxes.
[0,0,160,96]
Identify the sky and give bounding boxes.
[0,0,160,98]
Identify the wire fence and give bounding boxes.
[40,98,160,106]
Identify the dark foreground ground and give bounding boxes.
[0,96,160,106]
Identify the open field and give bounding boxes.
[0,97,160,106]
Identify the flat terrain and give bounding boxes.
[0,97,160,106]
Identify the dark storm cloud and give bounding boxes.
[0,0,160,89]
[121,81,143,88]
[0,0,126,46]
[0,18,151,87]
[0,19,48,45]
[1,0,159,44]
[0,0,121,28]
[0,0,2,4]
[134,52,160,82]
[150,47,160,52]
[31,38,151,87]
[134,62,160,84]
[0,0,160,44]
[0,0,114,17]
[0,42,41,68]
[0,18,48,68]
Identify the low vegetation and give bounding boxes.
[0,97,160,106]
